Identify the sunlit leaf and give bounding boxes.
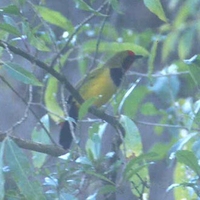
[173,163,196,199]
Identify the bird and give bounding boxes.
[59,50,142,149]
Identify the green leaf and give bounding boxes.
[3,62,42,86]
[0,23,20,36]
[162,31,179,61]
[174,2,190,27]
[78,97,97,119]
[86,123,107,160]
[124,152,153,179]
[3,15,18,27]
[0,141,5,200]
[123,86,148,118]
[176,150,200,175]
[110,0,121,13]
[34,6,74,33]
[178,29,194,59]
[141,102,158,116]
[0,5,21,15]
[74,0,106,16]
[31,115,51,168]
[45,74,64,122]
[74,0,93,11]
[184,55,200,87]
[143,0,168,22]
[154,114,167,135]
[45,51,71,122]
[173,163,195,199]
[150,142,173,160]
[82,40,149,56]
[118,79,142,114]
[98,185,116,195]
[86,171,114,185]
[4,138,45,200]
[21,21,50,52]
[119,115,142,157]
[30,35,51,52]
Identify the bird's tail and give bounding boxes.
[59,101,78,149]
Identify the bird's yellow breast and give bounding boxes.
[78,68,117,107]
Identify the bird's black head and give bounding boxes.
[122,50,143,71]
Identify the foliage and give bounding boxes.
[0,0,200,199]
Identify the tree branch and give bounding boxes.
[0,133,66,157]
[0,40,125,153]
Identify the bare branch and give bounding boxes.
[0,133,66,157]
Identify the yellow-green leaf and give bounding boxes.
[0,23,20,36]
[34,6,74,33]
[119,115,142,158]
[44,74,64,123]
[144,0,168,22]
[82,40,149,57]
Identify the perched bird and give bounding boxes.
[59,50,142,149]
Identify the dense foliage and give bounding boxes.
[0,0,200,199]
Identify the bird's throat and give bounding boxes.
[109,68,123,87]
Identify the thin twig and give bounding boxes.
[90,2,111,70]
[50,0,109,68]
[0,40,126,151]
[129,71,189,77]
[135,120,195,132]
[0,75,57,145]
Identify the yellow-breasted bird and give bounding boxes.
[59,50,142,149]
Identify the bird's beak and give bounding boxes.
[135,55,143,59]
